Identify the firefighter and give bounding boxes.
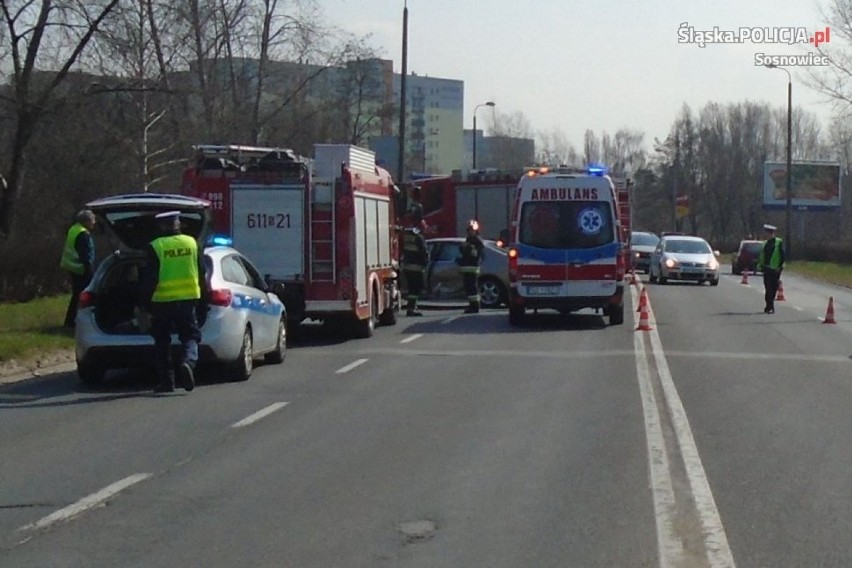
[401,204,429,316]
[757,223,785,314]
[60,209,97,328]
[458,219,484,314]
[139,211,208,393]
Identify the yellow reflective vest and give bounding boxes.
[150,234,201,302]
[60,223,89,275]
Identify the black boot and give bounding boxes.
[153,373,176,393]
[406,298,422,317]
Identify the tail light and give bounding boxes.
[508,247,519,281]
[208,288,233,307]
[616,249,626,280]
[78,291,95,309]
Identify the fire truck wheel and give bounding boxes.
[379,302,398,326]
[354,291,378,339]
[229,327,253,381]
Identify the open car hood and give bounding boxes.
[86,193,212,251]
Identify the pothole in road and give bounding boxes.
[398,519,437,544]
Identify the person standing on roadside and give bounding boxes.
[757,223,785,314]
[60,209,97,328]
[401,204,429,317]
[139,211,207,393]
[458,219,484,314]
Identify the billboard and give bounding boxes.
[763,161,841,209]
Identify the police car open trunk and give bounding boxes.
[84,194,211,334]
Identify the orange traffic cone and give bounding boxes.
[776,280,786,301]
[740,270,749,285]
[636,289,653,331]
[823,296,837,324]
[636,285,647,312]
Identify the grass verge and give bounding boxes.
[0,295,75,362]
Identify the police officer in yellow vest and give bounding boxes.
[140,211,208,393]
[757,223,785,314]
[60,209,96,328]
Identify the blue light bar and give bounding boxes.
[587,164,607,176]
[210,235,233,246]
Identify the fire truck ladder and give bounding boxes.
[309,179,336,282]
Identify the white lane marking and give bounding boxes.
[231,402,289,428]
[20,473,152,532]
[441,315,461,324]
[643,290,737,568]
[631,287,685,567]
[335,358,368,374]
[400,334,423,344]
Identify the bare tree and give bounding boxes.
[0,0,122,239]
[536,128,578,166]
[583,129,600,164]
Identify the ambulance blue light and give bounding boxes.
[210,235,233,246]
[587,165,607,176]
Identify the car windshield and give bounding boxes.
[664,239,711,254]
[631,232,659,247]
[519,201,614,249]
[743,242,763,254]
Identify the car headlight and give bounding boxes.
[664,257,679,269]
[706,258,719,270]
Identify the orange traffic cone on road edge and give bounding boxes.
[740,270,749,285]
[776,280,786,301]
[636,289,653,331]
[636,285,647,312]
[823,296,837,324]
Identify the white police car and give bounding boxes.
[74,193,286,385]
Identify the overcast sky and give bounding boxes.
[322,0,838,153]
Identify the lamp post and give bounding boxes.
[472,101,495,169]
[765,63,793,260]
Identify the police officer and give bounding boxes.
[60,209,96,328]
[757,223,785,314]
[140,211,207,393]
[458,219,485,314]
[401,205,429,316]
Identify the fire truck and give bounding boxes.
[180,143,401,338]
[406,169,525,241]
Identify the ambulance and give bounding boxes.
[506,166,626,326]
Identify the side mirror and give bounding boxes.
[713,250,721,257]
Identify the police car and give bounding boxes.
[74,194,287,385]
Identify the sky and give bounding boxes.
[321,0,839,154]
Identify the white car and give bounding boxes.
[75,193,287,385]
[648,235,720,286]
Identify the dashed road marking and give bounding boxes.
[231,402,289,428]
[335,358,368,374]
[400,334,423,344]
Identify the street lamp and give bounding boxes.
[472,101,495,169]
[765,63,793,260]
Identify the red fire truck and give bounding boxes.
[181,143,401,338]
[406,169,525,241]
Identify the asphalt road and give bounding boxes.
[2,272,852,567]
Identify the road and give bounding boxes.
[2,272,852,567]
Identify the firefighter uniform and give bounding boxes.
[60,210,96,328]
[757,223,785,314]
[458,220,485,314]
[141,211,207,393]
[401,225,429,316]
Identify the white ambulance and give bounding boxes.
[506,167,627,326]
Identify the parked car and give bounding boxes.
[732,239,764,275]
[649,235,721,286]
[629,231,660,274]
[424,238,510,309]
[75,193,287,386]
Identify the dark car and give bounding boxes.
[732,240,764,275]
[629,231,660,274]
[424,238,510,309]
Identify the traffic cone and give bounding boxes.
[740,270,749,285]
[636,285,647,312]
[776,280,786,301]
[636,289,653,331]
[823,296,837,324]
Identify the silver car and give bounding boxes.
[424,238,510,309]
[75,194,287,385]
[649,235,721,286]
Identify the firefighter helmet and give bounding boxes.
[466,219,480,233]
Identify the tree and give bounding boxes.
[0,0,122,238]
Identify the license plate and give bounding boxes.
[526,285,560,296]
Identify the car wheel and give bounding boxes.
[479,276,506,309]
[264,318,286,364]
[710,278,720,286]
[229,327,253,382]
[77,358,105,386]
[354,290,378,339]
[608,303,624,325]
[509,306,525,326]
